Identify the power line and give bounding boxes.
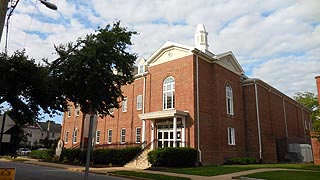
[23,0,38,48]
[5,0,20,54]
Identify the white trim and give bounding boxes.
[107,129,112,144]
[135,127,141,143]
[228,127,235,145]
[122,98,128,112]
[95,130,101,144]
[65,131,69,143]
[226,84,234,115]
[139,109,188,120]
[120,128,126,144]
[163,76,175,110]
[137,95,143,110]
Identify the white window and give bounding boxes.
[120,128,126,144]
[137,95,143,110]
[67,106,71,117]
[109,108,114,115]
[139,65,144,74]
[163,76,175,110]
[73,129,77,143]
[96,130,101,144]
[136,127,141,143]
[75,104,80,116]
[65,131,69,143]
[107,129,112,144]
[226,85,234,115]
[122,98,127,112]
[228,127,235,145]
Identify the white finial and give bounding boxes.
[195,24,209,52]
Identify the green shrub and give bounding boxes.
[224,157,257,165]
[148,147,197,167]
[60,146,140,165]
[28,149,55,160]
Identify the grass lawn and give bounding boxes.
[111,170,190,180]
[164,164,320,176]
[244,170,320,180]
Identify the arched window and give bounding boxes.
[163,76,175,109]
[226,84,234,115]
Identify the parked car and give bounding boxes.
[36,148,48,151]
[16,148,31,156]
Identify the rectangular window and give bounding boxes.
[67,106,71,117]
[120,128,126,144]
[109,108,114,115]
[65,131,69,143]
[139,65,144,74]
[107,129,112,144]
[136,127,141,143]
[137,95,143,110]
[228,127,235,145]
[52,132,55,138]
[96,130,101,144]
[73,130,77,143]
[75,104,80,116]
[122,98,127,112]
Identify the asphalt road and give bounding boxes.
[0,161,131,180]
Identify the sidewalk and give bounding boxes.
[0,158,311,180]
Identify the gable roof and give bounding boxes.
[144,41,245,75]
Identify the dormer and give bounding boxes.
[137,58,147,75]
[195,24,209,52]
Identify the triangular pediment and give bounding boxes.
[214,51,244,75]
[146,41,194,67]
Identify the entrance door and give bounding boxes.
[157,129,181,148]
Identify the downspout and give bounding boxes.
[254,80,262,161]
[143,76,146,114]
[282,98,289,146]
[196,54,202,164]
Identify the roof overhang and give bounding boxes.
[139,109,189,120]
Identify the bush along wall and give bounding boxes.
[148,147,197,167]
[60,146,140,165]
[223,157,257,165]
[28,149,55,161]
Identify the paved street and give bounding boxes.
[0,161,131,180]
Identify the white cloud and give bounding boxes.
[2,0,320,122]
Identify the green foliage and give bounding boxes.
[224,157,257,165]
[111,170,191,180]
[294,92,320,136]
[245,170,320,180]
[148,147,197,167]
[51,21,137,115]
[60,146,140,165]
[29,149,55,161]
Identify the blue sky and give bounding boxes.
[2,0,320,124]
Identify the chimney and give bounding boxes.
[195,24,209,52]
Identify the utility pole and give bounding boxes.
[0,0,9,43]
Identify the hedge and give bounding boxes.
[148,147,197,167]
[29,149,55,161]
[223,157,257,165]
[60,146,140,165]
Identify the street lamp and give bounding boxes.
[39,0,58,11]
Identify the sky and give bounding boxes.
[2,0,320,124]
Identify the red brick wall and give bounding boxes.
[197,57,246,165]
[312,76,320,164]
[242,80,311,163]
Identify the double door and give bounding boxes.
[157,128,181,148]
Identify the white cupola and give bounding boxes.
[195,24,209,52]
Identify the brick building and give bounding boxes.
[312,76,320,164]
[60,24,313,166]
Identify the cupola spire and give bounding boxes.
[195,24,209,52]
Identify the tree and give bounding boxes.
[293,92,320,135]
[51,21,137,115]
[0,51,65,124]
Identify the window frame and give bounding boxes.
[120,128,126,144]
[135,127,141,143]
[107,129,112,144]
[67,106,71,117]
[73,129,77,143]
[65,131,69,143]
[228,127,235,145]
[136,95,143,110]
[96,130,101,144]
[226,84,234,115]
[163,76,175,110]
[122,98,128,112]
[75,104,80,116]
